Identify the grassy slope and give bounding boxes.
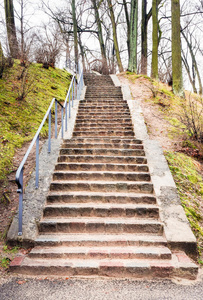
[0,60,71,180]
[124,72,203,260]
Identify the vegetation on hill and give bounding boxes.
[0,60,71,181]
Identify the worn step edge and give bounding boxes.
[55,163,149,172]
[47,192,156,204]
[50,181,154,194]
[35,233,166,246]
[39,218,163,235]
[43,204,159,218]
[29,245,171,260]
[9,253,198,279]
[52,171,151,182]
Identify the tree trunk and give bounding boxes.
[123,0,130,58]
[181,30,202,95]
[4,0,19,58]
[78,33,86,71]
[182,55,197,94]
[141,0,147,74]
[0,42,5,78]
[107,0,123,73]
[128,0,138,73]
[92,0,108,74]
[151,0,158,79]
[171,0,183,96]
[72,0,79,69]
[141,0,162,75]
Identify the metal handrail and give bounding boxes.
[16,63,83,236]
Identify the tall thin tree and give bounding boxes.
[107,0,123,72]
[171,0,183,96]
[72,0,78,68]
[92,0,108,73]
[151,0,158,79]
[4,0,19,58]
[141,0,147,74]
[128,0,138,73]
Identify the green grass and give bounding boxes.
[165,151,203,255]
[0,60,71,180]
[0,245,19,269]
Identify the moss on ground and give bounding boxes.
[165,151,203,257]
[0,60,71,180]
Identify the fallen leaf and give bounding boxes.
[17,280,26,285]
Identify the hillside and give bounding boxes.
[118,72,203,262]
[0,61,71,240]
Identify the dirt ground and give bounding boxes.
[118,74,183,151]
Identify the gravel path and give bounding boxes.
[1,276,203,300]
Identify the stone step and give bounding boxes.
[58,155,147,164]
[61,143,140,149]
[59,148,144,156]
[39,218,163,234]
[77,112,130,116]
[47,191,157,205]
[76,115,131,120]
[80,100,127,104]
[82,95,124,99]
[77,108,129,113]
[74,126,134,131]
[78,104,127,108]
[52,171,151,182]
[10,253,198,279]
[65,138,142,144]
[35,233,165,247]
[85,88,121,92]
[43,203,159,219]
[50,181,154,193]
[75,119,132,125]
[84,98,123,101]
[29,245,171,260]
[85,93,123,96]
[55,163,148,172]
[84,95,121,98]
[73,131,134,137]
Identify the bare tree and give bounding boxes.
[128,0,138,73]
[4,0,19,58]
[171,0,183,96]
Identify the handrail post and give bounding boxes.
[35,135,39,188]
[72,85,74,107]
[55,99,57,138]
[65,102,68,132]
[61,106,64,139]
[48,110,51,153]
[74,77,76,100]
[69,93,71,118]
[18,168,23,236]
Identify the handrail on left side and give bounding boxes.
[16,64,84,236]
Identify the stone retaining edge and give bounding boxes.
[113,74,197,258]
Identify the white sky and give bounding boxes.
[0,0,202,91]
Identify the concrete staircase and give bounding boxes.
[10,73,198,279]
